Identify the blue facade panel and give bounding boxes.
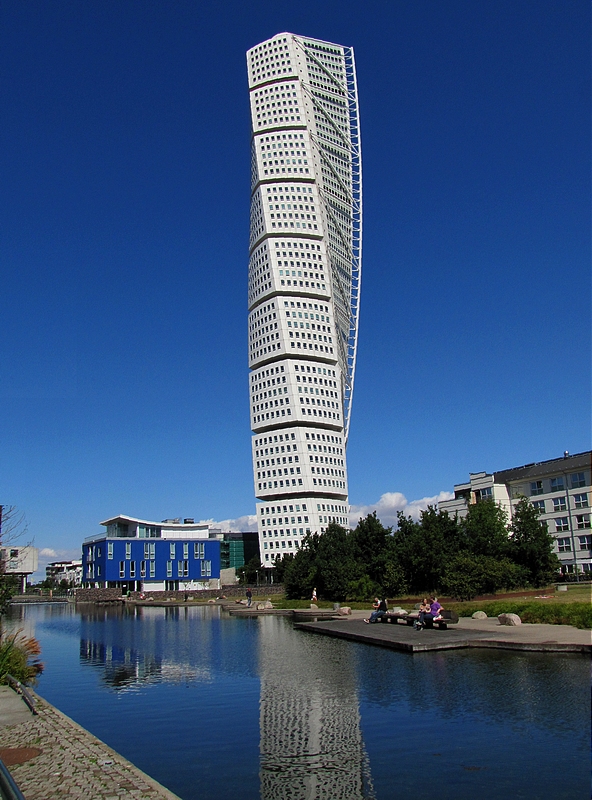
[82,538,221,583]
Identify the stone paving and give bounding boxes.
[295,610,592,654]
[0,689,181,800]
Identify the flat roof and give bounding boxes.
[494,451,591,483]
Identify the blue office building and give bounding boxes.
[83,515,221,592]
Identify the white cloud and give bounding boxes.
[349,490,454,529]
[197,515,258,532]
[204,491,454,535]
[32,547,82,583]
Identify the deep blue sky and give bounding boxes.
[1,1,589,575]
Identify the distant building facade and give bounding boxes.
[0,546,38,593]
[46,560,83,587]
[220,531,260,570]
[82,516,221,592]
[439,451,591,575]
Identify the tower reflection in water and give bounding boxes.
[258,616,374,800]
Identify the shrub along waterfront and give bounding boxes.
[275,498,561,603]
[446,599,592,629]
[0,629,44,685]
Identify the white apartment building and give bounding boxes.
[246,33,362,568]
[46,560,83,587]
[0,546,38,593]
[439,451,591,575]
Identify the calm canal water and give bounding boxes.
[5,603,589,800]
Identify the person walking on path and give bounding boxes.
[311,588,318,603]
[246,587,252,608]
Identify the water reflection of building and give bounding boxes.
[258,617,374,800]
[78,605,211,690]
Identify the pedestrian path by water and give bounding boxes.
[0,686,180,799]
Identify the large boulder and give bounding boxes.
[264,600,274,609]
[310,603,318,609]
[498,612,522,626]
[472,611,488,619]
[338,607,352,615]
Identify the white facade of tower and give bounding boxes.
[247,33,362,568]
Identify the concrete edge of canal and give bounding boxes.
[293,615,592,655]
[0,687,182,800]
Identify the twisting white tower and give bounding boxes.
[247,33,362,569]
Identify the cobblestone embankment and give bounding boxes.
[0,691,181,800]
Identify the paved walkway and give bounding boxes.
[0,687,181,800]
[295,611,592,654]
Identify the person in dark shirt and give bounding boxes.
[246,587,252,608]
[365,597,388,623]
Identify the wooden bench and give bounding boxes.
[380,610,459,630]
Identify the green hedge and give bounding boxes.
[450,601,591,629]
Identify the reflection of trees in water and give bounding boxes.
[6,601,78,640]
[258,618,374,800]
[4,603,37,640]
[355,646,588,741]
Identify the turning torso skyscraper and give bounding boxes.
[247,33,362,569]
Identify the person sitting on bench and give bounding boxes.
[365,597,388,624]
[417,596,443,628]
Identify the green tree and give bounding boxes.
[392,513,425,592]
[314,523,358,601]
[460,498,509,558]
[415,506,464,591]
[392,509,461,594]
[508,497,560,586]
[0,576,19,615]
[441,554,527,600]
[272,553,294,583]
[283,533,319,599]
[237,555,262,585]
[351,513,392,588]
[381,560,407,597]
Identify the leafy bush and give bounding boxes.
[381,561,407,598]
[346,575,381,602]
[441,555,528,600]
[0,629,44,685]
